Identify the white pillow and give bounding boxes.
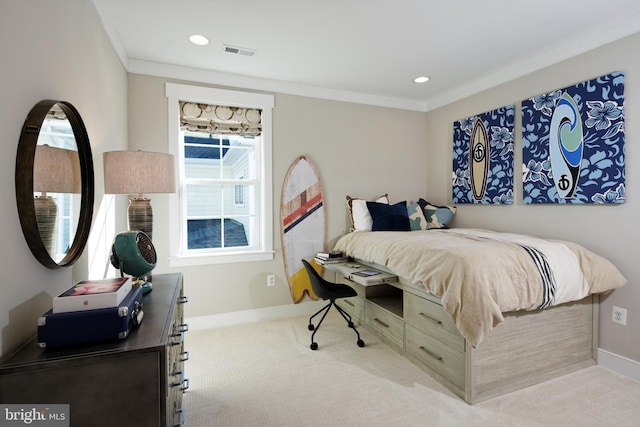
[346,194,389,231]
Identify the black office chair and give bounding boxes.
[301,259,365,350]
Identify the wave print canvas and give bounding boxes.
[521,72,625,204]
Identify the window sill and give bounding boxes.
[169,250,275,267]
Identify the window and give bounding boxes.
[166,83,274,266]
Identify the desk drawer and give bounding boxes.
[404,292,465,353]
[335,296,363,321]
[335,275,364,322]
[365,300,404,349]
[405,325,465,389]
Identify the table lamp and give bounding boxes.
[103,150,176,240]
[33,144,82,257]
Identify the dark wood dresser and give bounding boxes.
[0,273,188,426]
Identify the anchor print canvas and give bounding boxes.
[521,72,625,204]
[452,105,515,204]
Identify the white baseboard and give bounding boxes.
[598,348,640,382]
[186,300,326,331]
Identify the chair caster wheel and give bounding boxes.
[357,339,365,348]
[310,342,318,350]
[308,324,315,331]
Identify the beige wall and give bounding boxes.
[2,0,637,368]
[127,74,429,319]
[0,0,127,356]
[426,33,640,362]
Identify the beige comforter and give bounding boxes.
[333,229,626,348]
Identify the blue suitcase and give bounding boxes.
[37,285,144,350]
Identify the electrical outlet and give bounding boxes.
[267,274,275,287]
[612,306,627,325]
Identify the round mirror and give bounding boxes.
[15,100,94,268]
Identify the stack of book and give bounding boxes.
[314,250,347,265]
[53,277,134,314]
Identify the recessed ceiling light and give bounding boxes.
[413,76,430,84]
[189,34,209,46]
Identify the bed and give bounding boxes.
[331,228,626,403]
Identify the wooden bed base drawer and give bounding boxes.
[335,296,363,321]
[364,300,404,349]
[405,324,465,389]
[404,292,465,353]
[334,275,364,322]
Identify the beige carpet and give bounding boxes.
[183,310,640,426]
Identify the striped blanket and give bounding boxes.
[333,229,626,347]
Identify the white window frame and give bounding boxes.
[166,83,274,266]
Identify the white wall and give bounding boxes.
[0,0,127,356]
[425,33,640,362]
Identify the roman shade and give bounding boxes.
[179,101,262,136]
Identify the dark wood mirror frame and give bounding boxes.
[15,100,94,268]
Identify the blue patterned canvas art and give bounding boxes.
[522,72,625,204]
[452,105,515,204]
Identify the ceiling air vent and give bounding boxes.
[224,45,256,57]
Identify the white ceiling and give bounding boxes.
[92,0,640,111]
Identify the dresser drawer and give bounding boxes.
[404,292,465,353]
[364,300,404,349]
[405,324,465,389]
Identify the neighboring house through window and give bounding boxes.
[166,83,274,266]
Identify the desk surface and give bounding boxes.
[323,261,398,286]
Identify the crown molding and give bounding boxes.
[426,14,640,111]
[128,59,428,112]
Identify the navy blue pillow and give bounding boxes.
[366,201,410,231]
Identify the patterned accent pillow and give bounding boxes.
[407,201,428,230]
[367,201,410,231]
[346,194,389,231]
[418,198,457,229]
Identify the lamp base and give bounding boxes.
[128,197,153,240]
[34,195,58,257]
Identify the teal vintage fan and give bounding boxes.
[110,230,157,294]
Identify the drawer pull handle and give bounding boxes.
[170,332,184,346]
[180,378,190,392]
[177,323,189,333]
[419,312,442,325]
[373,318,389,328]
[180,351,190,362]
[171,370,185,386]
[178,296,189,304]
[419,346,443,361]
[174,408,185,426]
[344,300,355,307]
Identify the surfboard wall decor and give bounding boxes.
[470,118,490,201]
[522,71,625,204]
[452,105,515,204]
[280,156,325,303]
